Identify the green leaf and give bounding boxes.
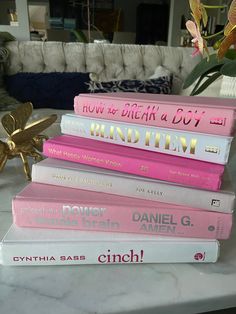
[224,49,236,60]
[183,54,230,89]
[189,65,222,94]
[190,74,207,95]
[190,72,222,96]
[220,60,236,77]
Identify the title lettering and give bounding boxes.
[90,123,198,155]
[98,249,143,263]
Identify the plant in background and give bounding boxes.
[183,0,236,96]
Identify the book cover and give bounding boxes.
[43,135,225,191]
[31,158,236,213]
[61,114,233,165]
[12,182,233,240]
[74,93,236,136]
[0,225,220,266]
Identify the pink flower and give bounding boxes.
[186,20,204,56]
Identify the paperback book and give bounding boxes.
[74,93,236,136]
[61,114,233,164]
[31,158,236,213]
[12,183,233,239]
[43,135,225,191]
[0,225,220,266]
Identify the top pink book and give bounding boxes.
[74,93,236,136]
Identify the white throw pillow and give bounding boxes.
[149,65,183,95]
[149,65,172,79]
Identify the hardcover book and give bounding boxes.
[74,93,236,136]
[44,135,225,191]
[31,158,236,213]
[61,114,233,165]
[12,182,233,239]
[0,225,220,266]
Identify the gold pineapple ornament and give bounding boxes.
[0,102,57,180]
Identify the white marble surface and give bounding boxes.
[0,156,236,314]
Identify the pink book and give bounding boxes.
[74,93,236,136]
[43,135,225,191]
[12,183,233,239]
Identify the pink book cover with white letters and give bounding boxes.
[74,93,236,136]
[12,182,233,239]
[43,135,224,191]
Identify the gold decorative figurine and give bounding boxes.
[0,102,57,180]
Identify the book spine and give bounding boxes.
[74,95,235,136]
[0,239,220,266]
[12,199,233,239]
[61,114,232,164]
[31,163,235,213]
[43,140,221,190]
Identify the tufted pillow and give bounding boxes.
[4,72,91,110]
[87,76,172,94]
[149,65,183,95]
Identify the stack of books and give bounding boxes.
[1,93,236,266]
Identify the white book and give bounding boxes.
[0,225,219,266]
[61,114,233,164]
[32,158,235,213]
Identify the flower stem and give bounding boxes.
[203,30,224,39]
[203,5,227,9]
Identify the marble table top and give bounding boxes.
[0,156,236,314]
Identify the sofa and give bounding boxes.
[0,41,223,138]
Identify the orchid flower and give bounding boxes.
[218,29,236,59]
[184,0,236,96]
[189,0,208,28]
[218,0,236,59]
[224,0,236,36]
[186,20,205,56]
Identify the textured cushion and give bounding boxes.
[4,72,90,110]
[149,65,183,95]
[87,76,172,94]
